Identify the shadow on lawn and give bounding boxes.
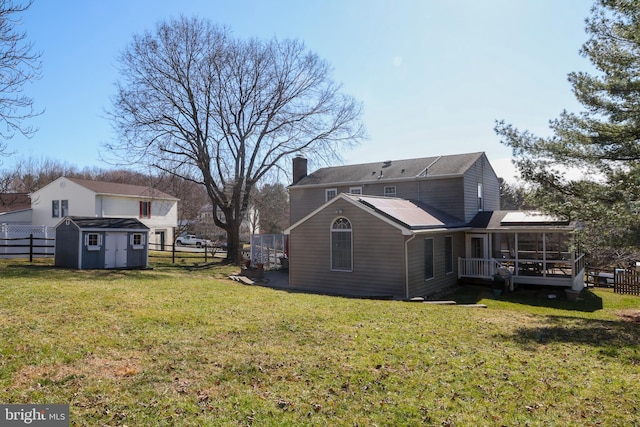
[498,315,640,359]
[452,284,604,313]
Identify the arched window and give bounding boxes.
[331,217,352,271]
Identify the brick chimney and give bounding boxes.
[292,155,308,185]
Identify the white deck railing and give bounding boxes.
[458,258,503,279]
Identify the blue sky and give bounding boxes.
[5,0,593,182]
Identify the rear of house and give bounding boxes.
[285,152,584,299]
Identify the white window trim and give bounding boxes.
[349,186,362,195]
[384,186,396,197]
[85,233,102,251]
[130,233,146,250]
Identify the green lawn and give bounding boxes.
[1,259,639,426]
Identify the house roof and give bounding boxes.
[291,152,486,187]
[0,193,30,213]
[61,216,150,230]
[65,177,178,200]
[353,195,467,230]
[286,193,468,235]
[468,210,576,231]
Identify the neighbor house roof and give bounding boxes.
[65,177,179,200]
[61,216,149,230]
[291,152,486,187]
[0,193,30,213]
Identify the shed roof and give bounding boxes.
[292,152,485,187]
[60,216,150,230]
[65,177,178,200]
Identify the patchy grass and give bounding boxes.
[1,260,639,426]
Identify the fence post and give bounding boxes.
[29,234,34,262]
[172,243,176,264]
[205,243,208,263]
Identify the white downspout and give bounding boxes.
[405,234,416,299]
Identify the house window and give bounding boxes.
[85,233,102,251]
[331,217,352,271]
[445,236,453,274]
[131,233,145,249]
[52,200,69,218]
[477,183,484,211]
[325,189,338,202]
[384,186,396,197]
[349,187,362,195]
[425,238,434,280]
[140,201,152,218]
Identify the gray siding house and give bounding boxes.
[55,217,149,270]
[285,152,584,299]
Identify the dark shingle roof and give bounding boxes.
[65,216,149,230]
[293,152,484,186]
[350,195,466,230]
[66,177,178,200]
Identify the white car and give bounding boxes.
[176,234,211,247]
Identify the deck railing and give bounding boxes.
[458,258,503,279]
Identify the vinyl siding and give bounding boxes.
[290,178,465,225]
[289,198,407,298]
[417,177,465,220]
[407,231,465,297]
[463,155,500,221]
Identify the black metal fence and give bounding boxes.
[148,242,228,264]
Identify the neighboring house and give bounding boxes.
[30,177,179,250]
[285,152,585,299]
[0,193,32,224]
[55,217,149,269]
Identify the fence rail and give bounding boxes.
[615,269,640,295]
[0,235,55,260]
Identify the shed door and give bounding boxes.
[105,232,128,268]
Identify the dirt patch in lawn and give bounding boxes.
[11,352,142,388]
[617,309,640,323]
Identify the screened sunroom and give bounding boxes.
[459,211,585,290]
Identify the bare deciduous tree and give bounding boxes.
[108,17,364,263]
[0,0,41,155]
